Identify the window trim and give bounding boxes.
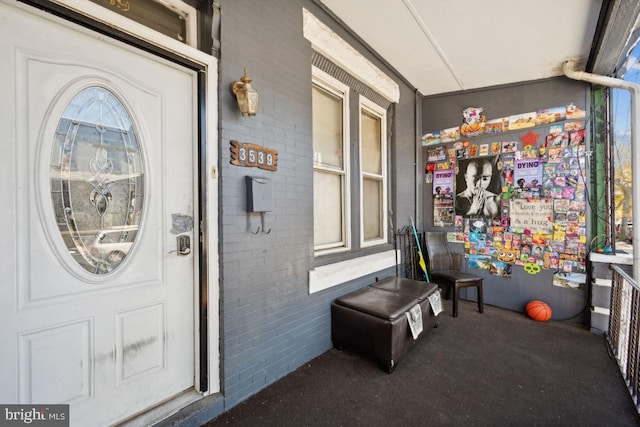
[359,95,388,248]
[312,67,351,255]
[308,250,400,294]
[50,0,198,48]
[302,8,400,103]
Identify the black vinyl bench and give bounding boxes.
[331,277,442,373]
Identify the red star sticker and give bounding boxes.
[519,129,541,148]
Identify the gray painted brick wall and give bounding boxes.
[217,0,418,413]
[421,78,591,320]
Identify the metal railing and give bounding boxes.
[608,264,640,413]
[394,227,423,280]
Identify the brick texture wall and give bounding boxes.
[218,0,419,410]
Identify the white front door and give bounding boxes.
[0,2,199,425]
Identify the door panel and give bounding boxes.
[0,2,197,425]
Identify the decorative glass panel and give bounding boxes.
[50,86,144,275]
[87,0,188,44]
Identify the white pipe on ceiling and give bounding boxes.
[563,59,639,280]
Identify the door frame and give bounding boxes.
[13,0,220,397]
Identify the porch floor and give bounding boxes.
[204,299,639,426]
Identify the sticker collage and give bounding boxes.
[424,105,588,285]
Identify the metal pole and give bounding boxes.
[563,60,640,280]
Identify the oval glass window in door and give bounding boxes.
[49,86,145,275]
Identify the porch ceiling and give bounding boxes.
[319,0,640,96]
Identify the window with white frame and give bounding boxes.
[359,97,387,247]
[312,67,389,255]
[312,70,350,253]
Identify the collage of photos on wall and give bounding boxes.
[424,105,588,287]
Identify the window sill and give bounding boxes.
[314,246,351,257]
[361,238,387,248]
[589,251,633,265]
[308,249,399,294]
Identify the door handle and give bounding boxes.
[177,235,191,256]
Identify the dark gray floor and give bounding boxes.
[205,300,640,427]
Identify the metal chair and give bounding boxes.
[424,231,483,317]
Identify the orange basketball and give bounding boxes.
[526,300,552,322]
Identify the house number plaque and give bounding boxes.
[230,140,278,171]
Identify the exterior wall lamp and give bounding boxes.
[231,68,259,116]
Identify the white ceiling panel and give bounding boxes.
[320,0,604,96]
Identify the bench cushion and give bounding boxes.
[371,277,438,301]
[333,286,419,322]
